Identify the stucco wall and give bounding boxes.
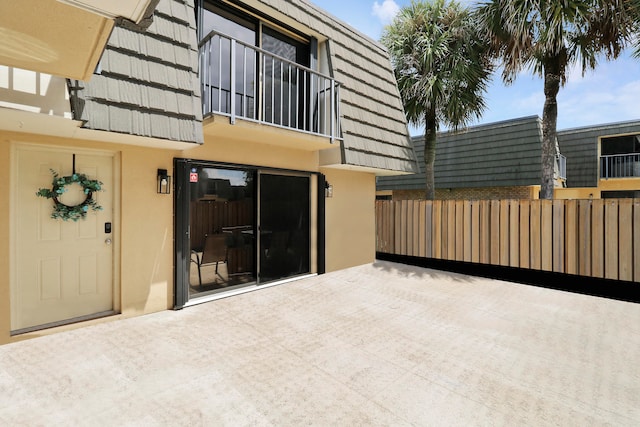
[1,131,179,344]
[185,138,377,272]
[1,131,377,344]
[322,168,376,271]
[0,139,10,343]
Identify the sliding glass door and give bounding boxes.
[174,160,320,307]
[258,172,310,283]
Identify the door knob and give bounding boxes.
[105,238,112,245]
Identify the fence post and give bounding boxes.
[604,199,619,280]
[499,200,509,266]
[552,200,565,273]
[591,200,604,278]
[480,200,490,264]
[578,200,592,277]
[565,200,578,275]
[509,200,520,268]
[433,200,442,258]
[424,201,432,258]
[471,201,480,263]
[463,200,472,262]
[455,200,465,261]
[519,200,530,268]
[490,200,500,265]
[541,200,553,271]
[394,201,402,255]
[405,200,413,256]
[618,199,632,281]
[417,201,425,257]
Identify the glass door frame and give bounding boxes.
[174,158,326,308]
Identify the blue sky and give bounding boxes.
[311,0,640,136]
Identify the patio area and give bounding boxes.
[1,260,639,425]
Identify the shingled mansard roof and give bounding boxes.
[558,120,640,187]
[290,0,417,173]
[378,116,544,191]
[70,0,203,145]
[70,0,416,174]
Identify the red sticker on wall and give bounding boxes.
[189,172,198,183]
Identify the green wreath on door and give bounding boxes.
[36,169,103,221]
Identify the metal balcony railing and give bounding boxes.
[600,153,640,178]
[199,30,342,142]
[556,154,566,180]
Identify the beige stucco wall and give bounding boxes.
[554,187,599,199]
[1,131,178,344]
[322,168,376,271]
[0,139,10,344]
[555,178,640,200]
[1,130,377,344]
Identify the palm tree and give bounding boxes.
[634,0,640,58]
[381,0,493,200]
[477,0,638,199]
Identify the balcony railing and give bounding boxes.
[600,153,640,178]
[199,30,342,141]
[556,154,566,180]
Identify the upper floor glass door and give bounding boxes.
[261,26,310,130]
[200,2,257,118]
[197,1,341,140]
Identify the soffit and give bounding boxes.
[0,0,114,81]
[57,0,156,23]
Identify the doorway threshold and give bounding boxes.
[183,273,317,308]
[10,310,117,336]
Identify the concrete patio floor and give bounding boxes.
[1,261,639,426]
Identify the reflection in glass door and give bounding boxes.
[188,166,256,295]
[174,159,319,307]
[259,173,310,283]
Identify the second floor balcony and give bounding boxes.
[600,153,640,178]
[557,153,567,181]
[199,30,342,142]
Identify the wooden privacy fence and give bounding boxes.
[375,199,640,282]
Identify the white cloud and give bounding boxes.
[514,91,545,112]
[372,0,400,25]
[559,78,640,128]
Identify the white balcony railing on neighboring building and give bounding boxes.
[600,153,640,178]
[556,153,567,181]
[199,30,342,142]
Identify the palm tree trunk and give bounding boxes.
[424,110,437,200]
[541,57,561,200]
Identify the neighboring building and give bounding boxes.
[377,115,640,201]
[557,120,640,199]
[0,0,416,343]
[377,116,561,200]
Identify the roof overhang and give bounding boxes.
[0,107,197,150]
[0,0,156,81]
[57,0,155,23]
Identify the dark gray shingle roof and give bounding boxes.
[262,0,417,173]
[68,0,416,169]
[558,120,640,187]
[377,116,543,191]
[70,0,203,144]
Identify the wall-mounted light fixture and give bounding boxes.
[325,181,333,198]
[157,169,171,194]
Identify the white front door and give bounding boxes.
[11,145,116,332]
